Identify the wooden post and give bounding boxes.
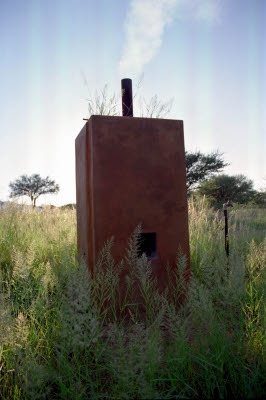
[224,208,229,257]
[223,200,233,260]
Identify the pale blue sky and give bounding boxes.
[0,0,265,205]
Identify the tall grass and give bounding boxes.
[0,200,265,399]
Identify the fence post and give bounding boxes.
[223,200,233,264]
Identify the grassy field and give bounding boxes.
[0,199,265,399]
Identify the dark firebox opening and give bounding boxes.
[137,233,157,259]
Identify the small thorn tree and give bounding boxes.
[9,174,59,208]
[197,174,256,206]
[185,150,229,193]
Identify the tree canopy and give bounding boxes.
[197,174,256,205]
[9,174,59,208]
[186,150,229,192]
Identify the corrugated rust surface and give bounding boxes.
[76,115,190,287]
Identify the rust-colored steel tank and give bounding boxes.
[75,79,190,291]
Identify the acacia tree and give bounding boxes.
[186,150,229,192]
[197,174,256,205]
[9,174,59,208]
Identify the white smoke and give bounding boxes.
[119,0,222,77]
[119,0,179,77]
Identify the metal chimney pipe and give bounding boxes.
[121,78,133,117]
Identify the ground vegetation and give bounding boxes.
[0,200,265,398]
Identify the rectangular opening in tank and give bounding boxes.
[137,232,157,259]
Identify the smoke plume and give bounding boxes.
[119,0,221,77]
